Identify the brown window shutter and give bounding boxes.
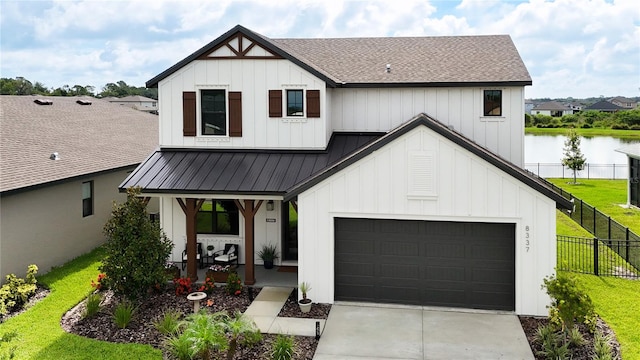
[228,91,242,137]
[268,90,282,117]
[307,90,320,118]
[182,91,196,136]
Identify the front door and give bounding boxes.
[282,201,298,260]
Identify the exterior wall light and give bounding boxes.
[266,200,274,211]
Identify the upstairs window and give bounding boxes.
[201,89,227,135]
[196,200,239,235]
[287,90,304,116]
[82,181,93,217]
[483,90,502,116]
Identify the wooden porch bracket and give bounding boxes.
[291,200,298,213]
[234,199,263,285]
[177,198,205,281]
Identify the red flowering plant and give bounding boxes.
[225,272,242,296]
[91,273,107,291]
[173,276,193,296]
[198,277,215,295]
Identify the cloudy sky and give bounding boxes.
[1,0,638,99]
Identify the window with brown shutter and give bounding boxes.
[269,90,282,117]
[228,91,242,137]
[183,91,196,136]
[306,90,320,117]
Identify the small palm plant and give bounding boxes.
[298,281,312,313]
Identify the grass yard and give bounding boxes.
[525,127,640,139]
[553,180,640,360]
[0,247,160,360]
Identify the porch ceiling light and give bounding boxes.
[266,200,274,211]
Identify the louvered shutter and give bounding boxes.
[229,91,242,137]
[306,90,320,117]
[182,91,196,136]
[268,90,282,117]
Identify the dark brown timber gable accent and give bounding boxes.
[183,92,196,136]
[306,90,320,117]
[196,32,284,60]
[234,199,263,285]
[229,91,242,137]
[268,90,282,117]
[176,198,205,280]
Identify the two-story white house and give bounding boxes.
[121,25,571,316]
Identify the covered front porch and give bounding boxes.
[182,264,298,288]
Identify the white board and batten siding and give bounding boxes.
[328,87,525,166]
[157,59,328,149]
[297,125,555,316]
[159,196,282,267]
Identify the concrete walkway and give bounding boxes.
[314,304,534,360]
[243,286,326,337]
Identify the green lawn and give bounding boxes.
[525,127,640,139]
[553,180,640,360]
[0,248,160,360]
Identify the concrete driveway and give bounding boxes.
[313,304,534,360]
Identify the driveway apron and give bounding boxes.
[313,304,534,360]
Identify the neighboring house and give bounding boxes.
[584,100,625,113]
[0,96,159,280]
[107,95,158,113]
[609,96,638,109]
[531,101,573,117]
[121,25,571,316]
[616,144,640,208]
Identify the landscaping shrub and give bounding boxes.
[542,273,596,332]
[226,272,242,296]
[611,123,629,130]
[154,310,182,335]
[271,334,295,360]
[0,264,38,315]
[113,300,136,329]
[101,187,173,302]
[592,330,614,360]
[173,277,192,296]
[83,293,102,318]
[197,276,215,295]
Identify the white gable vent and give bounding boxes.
[34,99,53,105]
[76,99,92,105]
[408,151,436,198]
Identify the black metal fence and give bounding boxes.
[525,163,627,180]
[542,180,640,274]
[557,235,640,279]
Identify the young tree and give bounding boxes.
[561,129,586,184]
[101,187,173,301]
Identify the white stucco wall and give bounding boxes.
[0,168,158,280]
[157,58,327,150]
[328,86,526,166]
[296,125,556,316]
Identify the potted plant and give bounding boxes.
[164,261,180,280]
[257,243,279,269]
[298,281,312,313]
[206,245,215,257]
[206,264,232,283]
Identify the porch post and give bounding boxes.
[235,199,263,285]
[177,198,204,281]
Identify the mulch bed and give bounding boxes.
[519,316,622,360]
[59,284,329,359]
[0,285,50,324]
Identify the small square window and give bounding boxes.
[82,181,93,217]
[483,90,502,116]
[201,89,227,135]
[286,90,304,116]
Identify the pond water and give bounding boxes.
[524,134,640,164]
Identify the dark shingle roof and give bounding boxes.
[147,25,531,88]
[584,100,624,111]
[532,101,570,111]
[0,96,159,194]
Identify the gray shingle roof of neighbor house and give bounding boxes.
[584,100,624,111]
[532,101,570,111]
[121,113,572,211]
[0,96,159,194]
[146,25,532,88]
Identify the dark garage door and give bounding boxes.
[335,218,515,311]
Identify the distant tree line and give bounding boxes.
[525,109,640,130]
[0,77,157,99]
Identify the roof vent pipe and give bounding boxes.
[49,152,60,160]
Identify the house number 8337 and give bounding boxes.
[525,225,530,252]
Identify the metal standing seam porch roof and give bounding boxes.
[120,114,572,211]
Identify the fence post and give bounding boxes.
[626,228,630,263]
[593,237,599,276]
[593,207,597,235]
[608,216,611,240]
[580,199,583,224]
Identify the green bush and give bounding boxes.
[113,300,136,329]
[226,272,243,295]
[83,293,102,318]
[542,273,596,332]
[0,265,38,315]
[611,123,629,130]
[154,310,182,335]
[271,334,295,360]
[581,123,592,128]
[100,187,173,302]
